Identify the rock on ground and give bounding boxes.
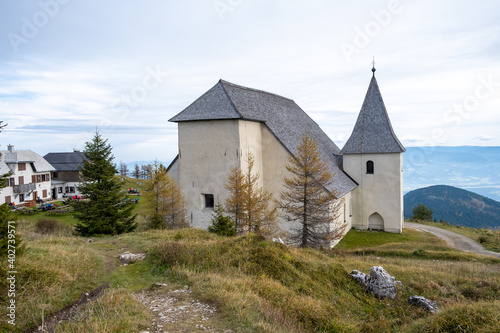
[408,296,439,313]
[350,266,399,299]
[117,251,146,264]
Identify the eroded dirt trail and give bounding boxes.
[134,283,234,333]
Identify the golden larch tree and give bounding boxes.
[225,152,278,236]
[279,135,344,248]
[144,161,187,229]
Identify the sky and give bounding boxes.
[1,0,499,165]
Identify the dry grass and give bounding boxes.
[6,220,500,332]
[54,289,153,333]
[0,221,107,332]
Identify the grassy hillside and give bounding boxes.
[404,185,500,229]
[3,177,499,332]
[3,214,500,332]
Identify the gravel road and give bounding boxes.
[405,222,500,259]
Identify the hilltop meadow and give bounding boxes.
[1,177,499,332]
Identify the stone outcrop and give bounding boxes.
[118,251,146,264]
[350,266,399,299]
[408,296,439,313]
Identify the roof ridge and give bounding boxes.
[219,79,295,103]
[218,80,244,119]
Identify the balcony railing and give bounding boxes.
[13,183,36,193]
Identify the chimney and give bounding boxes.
[7,144,13,152]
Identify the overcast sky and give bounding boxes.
[1,0,499,164]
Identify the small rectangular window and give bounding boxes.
[204,194,214,208]
[366,161,374,174]
[18,163,26,171]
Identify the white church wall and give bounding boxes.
[238,120,264,188]
[343,153,403,233]
[177,120,241,229]
[166,157,179,181]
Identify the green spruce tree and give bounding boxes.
[73,131,137,236]
[208,204,235,236]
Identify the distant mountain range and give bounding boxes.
[404,185,500,229]
[403,146,500,202]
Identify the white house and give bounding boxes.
[167,70,405,242]
[0,145,56,207]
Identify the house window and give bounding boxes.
[9,178,14,187]
[18,163,26,171]
[19,194,25,202]
[58,187,63,194]
[18,176,24,185]
[366,160,374,174]
[204,194,214,209]
[53,172,59,178]
[42,174,46,182]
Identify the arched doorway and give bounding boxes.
[368,212,384,230]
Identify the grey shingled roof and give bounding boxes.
[341,75,405,154]
[169,80,357,197]
[44,151,86,171]
[0,149,56,172]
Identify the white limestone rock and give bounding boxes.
[408,296,439,313]
[118,251,146,264]
[366,266,398,299]
[350,270,368,285]
[350,266,398,299]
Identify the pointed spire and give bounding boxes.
[341,74,405,154]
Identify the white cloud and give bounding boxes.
[1,1,500,162]
[476,135,494,141]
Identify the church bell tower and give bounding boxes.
[341,66,405,233]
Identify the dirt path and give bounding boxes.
[405,222,500,259]
[27,283,109,333]
[134,283,234,333]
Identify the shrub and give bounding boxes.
[208,204,235,236]
[412,204,433,221]
[36,218,59,234]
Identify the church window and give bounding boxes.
[366,160,374,174]
[204,194,214,208]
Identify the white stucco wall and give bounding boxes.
[166,157,179,181]
[177,120,242,229]
[342,153,403,233]
[173,119,353,246]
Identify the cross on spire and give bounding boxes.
[371,57,376,75]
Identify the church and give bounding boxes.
[167,69,405,242]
